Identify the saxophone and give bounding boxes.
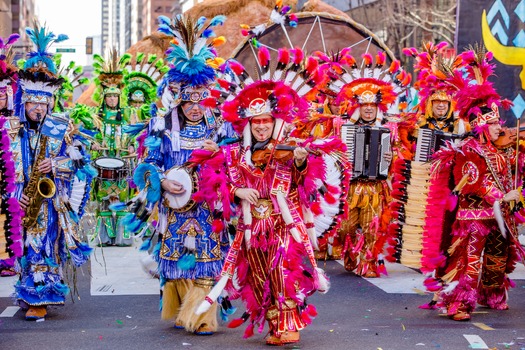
[22,135,56,229]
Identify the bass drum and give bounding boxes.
[163,166,199,212]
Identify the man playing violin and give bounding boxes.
[420,48,524,322]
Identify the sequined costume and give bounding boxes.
[323,51,411,277]
[421,45,524,321]
[192,45,335,346]
[10,25,94,320]
[90,51,134,246]
[122,14,234,335]
[0,33,22,277]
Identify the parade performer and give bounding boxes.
[192,45,344,345]
[123,53,168,122]
[404,42,469,136]
[387,43,467,272]
[421,45,524,321]
[122,53,169,161]
[325,51,411,277]
[11,24,94,320]
[121,14,234,335]
[0,33,23,277]
[90,50,135,246]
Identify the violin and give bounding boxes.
[494,126,525,149]
[251,139,315,166]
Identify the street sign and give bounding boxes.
[56,48,76,53]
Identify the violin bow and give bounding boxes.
[514,118,521,189]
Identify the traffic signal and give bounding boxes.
[86,37,93,55]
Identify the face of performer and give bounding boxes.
[105,94,119,109]
[181,101,205,123]
[130,100,143,108]
[0,90,6,109]
[487,119,502,142]
[251,114,275,142]
[329,101,341,115]
[432,100,450,119]
[25,101,47,122]
[359,103,378,122]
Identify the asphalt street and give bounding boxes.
[1,243,525,350]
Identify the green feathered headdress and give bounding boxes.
[92,47,131,105]
[123,52,169,105]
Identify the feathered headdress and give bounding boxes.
[209,46,318,131]
[123,52,169,106]
[453,44,512,129]
[202,46,319,165]
[92,48,131,104]
[157,14,226,107]
[15,23,66,122]
[326,51,411,124]
[143,14,227,152]
[403,42,463,120]
[0,33,20,112]
[239,0,298,41]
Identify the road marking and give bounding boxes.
[0,306,20,317]
[336,260,426,294]
[463,334,489,349]
[336,260,525,294]
[473,322,495,331]
[0,276,16,298]
[90,240,159,296]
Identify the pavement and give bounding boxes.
[1,238,525,350]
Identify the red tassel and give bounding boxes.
[212,219,224,233]
[217,79,230,90]
[228,318,245,328]
[324,192,337,205]
[277,48,290,64]
[258,46,270,68]
[243,323,254,339]
[301,312,312,325]
[514,211,525,224]
[310,201,322,215]
[362,53,373,66]
[201,97,218,108]
[377,261,388,276]
[306,304,318,317]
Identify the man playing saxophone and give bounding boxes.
[8,25,95,321]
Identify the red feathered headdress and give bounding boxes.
[0,33,20,111]
[204,46,317,136]
[453,45,512,129]
[403,42,463,120]
[325,51,411,124]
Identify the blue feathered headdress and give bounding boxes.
[15,23,66,122]
[24,23,68,74]
[157,14,226,91]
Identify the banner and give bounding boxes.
[457,0,525,123]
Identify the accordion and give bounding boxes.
[414,128,461,162]
[341,124,391,180]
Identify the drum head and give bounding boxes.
[95,157,125,169]
[164,167,198,212]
